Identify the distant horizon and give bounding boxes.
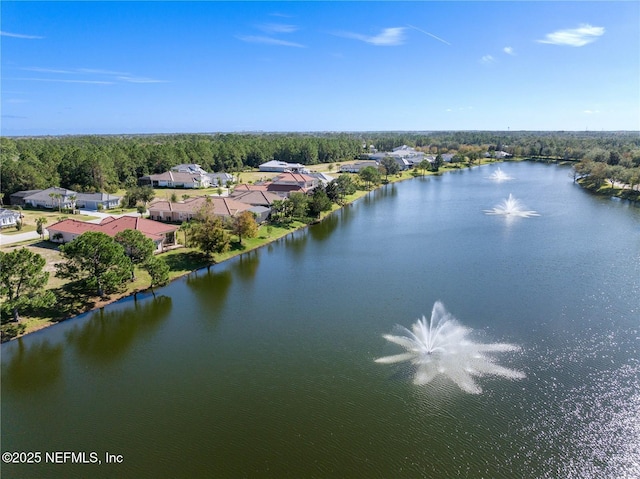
[4,128,639,139]
[2,2,638,136]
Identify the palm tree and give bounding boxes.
[35,217,48,240]
[69,194,77,214]
[49,192,63,212]
[178,221,192,247]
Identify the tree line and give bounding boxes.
[3,131,639,202]
[0,134,364,199]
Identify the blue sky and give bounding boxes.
[1,1,638,136]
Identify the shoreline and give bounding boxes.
[2,162,498,343]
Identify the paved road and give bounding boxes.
[0,230,40,245]
[0,210,142,246]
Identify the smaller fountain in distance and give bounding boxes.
[487,167,513,182]
[484,194,539,218]
[375,301,524,394]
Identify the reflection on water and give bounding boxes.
[281,228,308,258]
[186,268,232,316]
[363,182,397,206]
[233,249,260,283]
[309,212,339,241]
[65,295,172,363]
[2,339,63,393]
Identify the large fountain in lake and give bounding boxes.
[487,167,513,182]
[484,194,539,218]
[376,302,524,394]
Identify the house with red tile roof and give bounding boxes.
[271,172,318,190]
[47,216,178,253]
[232,172,319,199]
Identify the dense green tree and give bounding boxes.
[431,154,444,172]
[417,159,431,176]
[0,248,56,322]
[123,185,155,208]
[114,229,155,280]
[451,153,466,164]
[57,232,132,297]
[626,168,640,192]
[190,201,231,257]
[589,162,608,188]
[308,186,333,218]
[359,166,381,189]
[143,257,170,296]
[607,151,621,166]
[380,157,400,181]
[334,173,357,196]
[606,165,626,192]
[232,211,259,245]
[287,192,310,219]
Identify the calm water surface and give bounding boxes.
[2,162,639,478]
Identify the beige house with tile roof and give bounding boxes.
[148,196,254,223]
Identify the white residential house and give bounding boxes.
[259,160,308,173]
[307,172,335,185]
[139,171,211,189]
[0,209,22,228]
[171,164,235,186]
[339,161,379,173]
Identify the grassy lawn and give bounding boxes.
[2,207,101,226]
[2,224,37,235]
[578,178,640,201]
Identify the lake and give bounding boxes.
[2,161,639,478]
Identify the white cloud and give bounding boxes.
[537,24,605,47]
[16,78,114,85]
[339,27,407,46]
[480,55,495,64]
[117,76,169,84]
[0,31,43,39]
[503,46,515,55]
[236,35,305,48]
[14,67,168,85]
[21,67,76,74]
[406,24,451,46]
[257,23,299,34]
[78,68,130,76]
